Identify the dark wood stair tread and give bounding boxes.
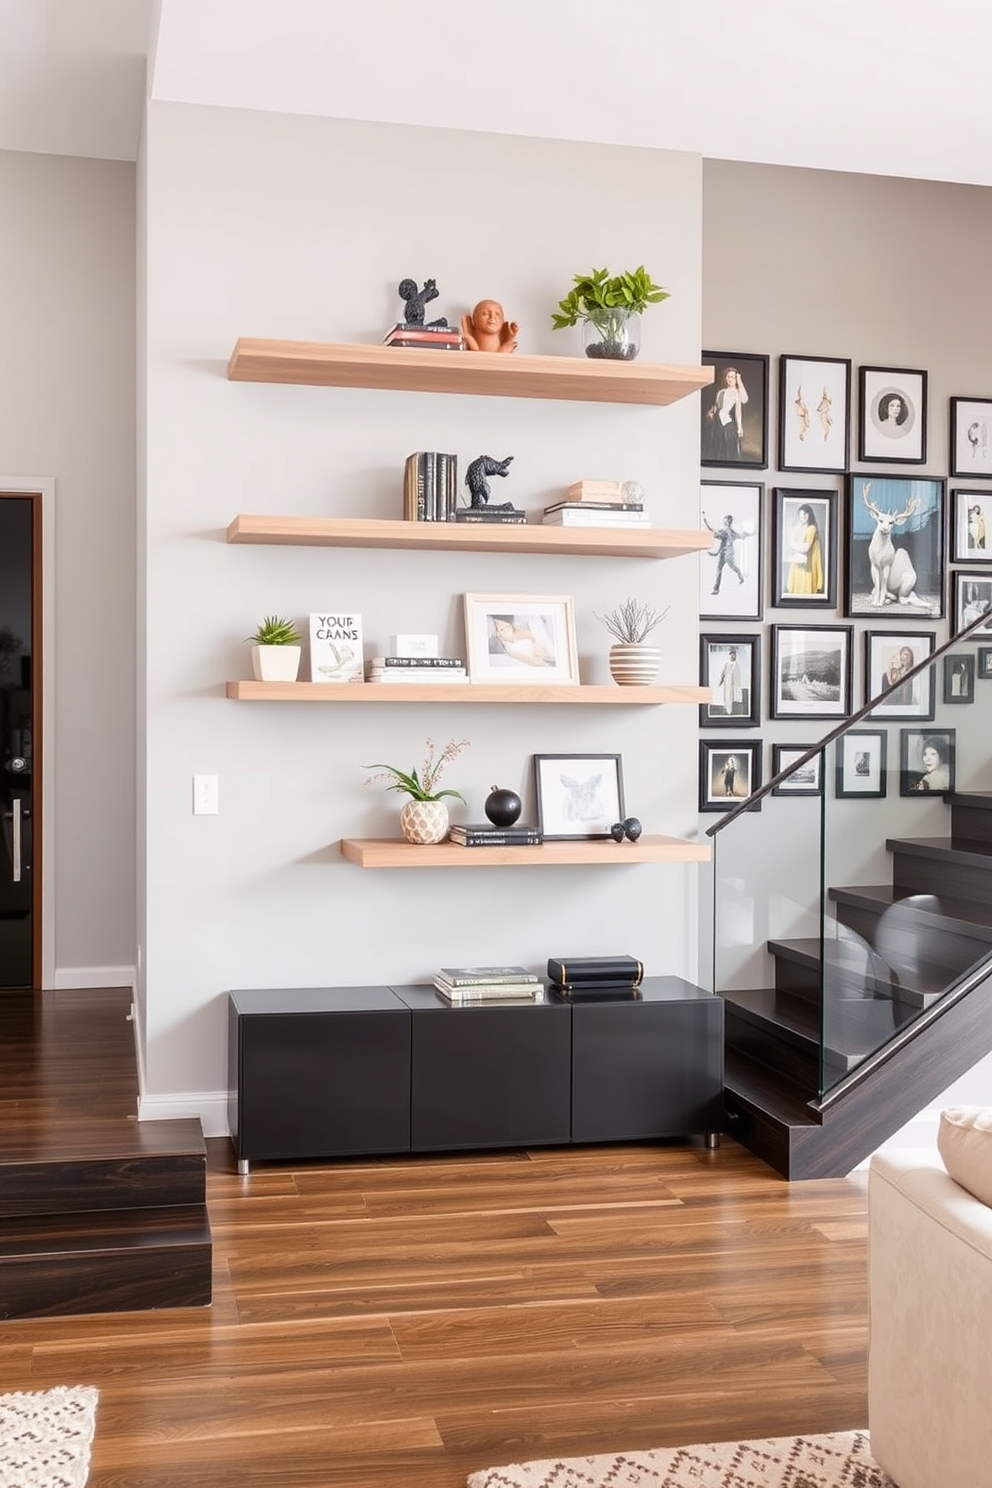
[886,835,992,866]
[0,1205,211,1259]
[828,884,992,940]
[0,1116,206,1163]
[768,935,967,1001]
[723,1048,818,1127]
[722,986,919,1067]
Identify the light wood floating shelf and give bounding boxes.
[339,835,710,869]
[227,513,712,560]
[227,338,714,407]
[226,681,709,705]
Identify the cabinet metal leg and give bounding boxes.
[237,1158,250,1176]
[705,1132,720,1149]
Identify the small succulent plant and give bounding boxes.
[248,615,302,646]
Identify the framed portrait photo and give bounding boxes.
[699,481,763,621]
[951,571,992,635]
[863,630,935,721]
[978,646,992,679]
[769,624,853,720]
[943,653,975,704]
[699,739,762,814]
[533,753,624,840]
[700,351,769,469]
[770,488,837,608]
[463,593,578,685]
[858,366,927,464]
[950,397,992,479]
[899,728,956,798]
[699,633,760,728]
[835,730,888,800]
[771,744,823,797]
[844,475,945,619]
[778,354,851,474]
[951,489,992,563]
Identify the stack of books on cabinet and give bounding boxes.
[542,480,649,528]
[433,966,545,1003]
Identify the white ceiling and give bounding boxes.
[3,0,992,188]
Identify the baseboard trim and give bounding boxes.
[138,1090,229,1138]
[53,965,136,991]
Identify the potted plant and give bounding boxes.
[248,615,303,683]
[365,736,470,844]
[596,597,670,685]
[551,266,670,361]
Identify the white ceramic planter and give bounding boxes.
[608,644,661,686]
[251,645,301,682]
[399,799,450,844]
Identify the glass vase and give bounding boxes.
[583,308,640,362]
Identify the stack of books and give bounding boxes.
[403,451,458,521]
[448,821,542,846]
[384,323,464,351]
[433,965,544,1002]
[366,656,467,683]
[542,479,651,528]
[546,955,644,1000]
[453,506,528,525]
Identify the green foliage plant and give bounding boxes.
[551,266,670,348]
[364,736,470,803]
[595,597,670,646]
[248,615,302,646]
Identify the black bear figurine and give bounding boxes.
[396,277,449,329]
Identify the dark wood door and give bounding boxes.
[0,492,41,988]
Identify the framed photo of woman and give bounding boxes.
[700,351,769,469]
[899,729,956,798]
[778,354,851,474]
[858,366,927,464]
[950,489,992,563]
[863,630,936,721]
[769,624,853,720]
[698,739,762,813]
[770,488,837,608]
[699,633,760,728]
[950,397,992,478]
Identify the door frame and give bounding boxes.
[1,479,55,987]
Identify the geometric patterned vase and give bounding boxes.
[399,798,450,844]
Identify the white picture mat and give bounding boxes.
[781,357,849,471]
[699,482,762,619]
[861,367,925,461]
[463,593,578,683]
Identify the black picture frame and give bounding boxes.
[700,351,769,470]
[858,365,928,464]
[771,744,823,797]
[835,730,888,799]
[951,570,992,635]
[778,354,851,474]
[844,474,945,619]
[769,624,853,720]
[699,739,762,813]
[533,753,624,840]
[949,489,992,564]
[863,630,936,721]
[950,397,992,479]
[899,728,956,798]
[770,487,838,608]
[699,632,761,728]
[943,653,975,704]
[699,481,764,621]
[978,646,992,679]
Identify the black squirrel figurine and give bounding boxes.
[465,454,515,510]
[396,277,449,329]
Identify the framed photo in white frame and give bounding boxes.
[778,354,851,473]
[463,593,579,684]
[858,365,927,464]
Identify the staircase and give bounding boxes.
[721,791,992,1179]
[0,988,212,1318]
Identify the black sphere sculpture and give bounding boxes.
[485,786,522,827]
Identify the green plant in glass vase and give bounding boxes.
[551,266,670,361]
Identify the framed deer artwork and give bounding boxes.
[844,475,945,619]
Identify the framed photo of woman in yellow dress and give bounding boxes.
[771,488,837,608]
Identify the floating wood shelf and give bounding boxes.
[227,681,709,705]
[339,835,710,869]
[226,513,712,560]
[227,338,714,407]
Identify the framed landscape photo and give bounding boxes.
[951,489,992,563]
[699,739,762,813]
[979,646,992,679]
[950,397,992,478]
[864,630,936,721]
[778,354,851,473]
[699,633,760,728]
[844,475,945,618]
[943,653,975,704]
[700,351,769,469]
[835,730,888,799]
[699,481,763,621]
[771,744,823,797]
[771,488,837,608]
[769,624,853,720]
[951,571,992,634]
[899,728,956,798]
[463,593,579,684]
[534,753,624,840]
[858,365,927,464]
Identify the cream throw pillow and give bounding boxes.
[937,1106,992,1208]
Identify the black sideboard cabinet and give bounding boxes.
[228,978,724,1173]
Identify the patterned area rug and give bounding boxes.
[0,1387,99,1488]
[466,1430,896,1488]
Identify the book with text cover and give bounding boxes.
[438,965,540,987]
[309,611,364,682]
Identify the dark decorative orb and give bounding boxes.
[610,822,626,842]
[623,817,643,841]
[485,786,522,827]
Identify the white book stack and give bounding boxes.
[366,657,468,683]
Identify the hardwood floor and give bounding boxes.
[1,1132,870,1488]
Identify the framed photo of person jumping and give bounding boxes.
[778,354,851,473]
[699,633,761,729]
[698,739,762,813]
[844,475,945,619]
[700,351,769,470]
[771,488,838,608]
[858,366,927,464]
[699,481,763,621]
